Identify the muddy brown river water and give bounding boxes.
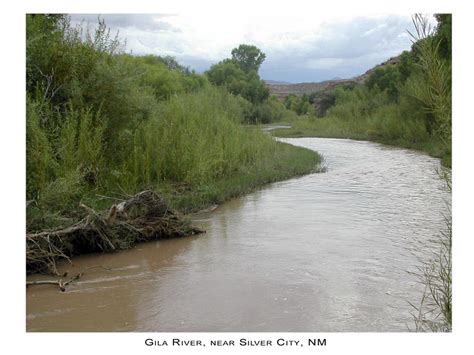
[26,138,450,332]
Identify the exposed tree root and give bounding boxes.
[27,190,204,274]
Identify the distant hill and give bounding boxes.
[264,80,292,85]
[266,55,401,100]
[267,79,355,100]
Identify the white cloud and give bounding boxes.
[305,58,346,70]
[70,13,434,82]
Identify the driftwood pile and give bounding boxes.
[26,190,204,274]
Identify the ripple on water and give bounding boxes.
[26,137,450,332]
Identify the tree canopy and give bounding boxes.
[206,45,269,104]
[231,44,266,73]
[365,65,401,100]
[434,14,452,60]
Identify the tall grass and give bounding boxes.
[26,15,321,232]
[407,14,451,144]
[27,86,321,230]
[410,171,451,332]
[272,86,435,153]
[272,68,450,165]
[407,14,452,332]
[122,87,279,188]
[27,99,108,230]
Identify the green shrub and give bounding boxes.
[26,98,57,199]
[26,15,322,232]
[124,87,276,186]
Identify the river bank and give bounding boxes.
[27,137,450,331]
[27,139,322,275]
[269,119,451,167]
[162,140,321,213]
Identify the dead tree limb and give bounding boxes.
[26,265,113,292]
[26,190,204,274]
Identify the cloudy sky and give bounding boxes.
[70,14,430,83]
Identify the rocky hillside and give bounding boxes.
[267,54,401,100]
[355,55,401,83]
[268,78,356,100]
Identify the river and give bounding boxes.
[26,138,450,331]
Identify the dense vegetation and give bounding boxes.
[274,14,452,167]
[26,15,320,232]
[206,44,295,124]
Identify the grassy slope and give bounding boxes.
[27,138,321,232]
[158,141,321,213]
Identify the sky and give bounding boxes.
[70,14,432,83]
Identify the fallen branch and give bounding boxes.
[26,265,113,292]
[27,190,204,274]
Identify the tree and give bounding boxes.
[206,59,247,86]
[231,44,266,73]
[365,66,401,100]
[206,50,269,104]
[398,50,416,82]
[26,14,67,95]
[434,14,451,60]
